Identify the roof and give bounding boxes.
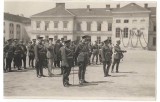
[149,7,156,15]
[4,13,31,24]
[31,6,74,17]
[67,8,113,17]
[112,3,150,13]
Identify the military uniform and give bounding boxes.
[35,37,46,77]
[46,38,55,76]
[4,39,15,72]
[28,41,35,68]
[92,43,99,64]
[101,40,113,77]
[75,35,90,85]
[60,40,74,87]
[54,40,63,68]
[111,41,126,73]
[20,41,27,69]
[14,43,23,70]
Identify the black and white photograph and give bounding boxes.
[2,0,157,101]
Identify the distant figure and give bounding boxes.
[101,39,113,77]
[34,37,46,78]
[92,41,99,64]
[111,40,127,73]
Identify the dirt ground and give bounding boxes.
[4,49,156,100]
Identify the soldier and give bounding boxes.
[14,40,23,70]
[75,35,90,85]
[99,42,104,64]
[28,41,35,68]
[92,41,99,64]
[35,37,46,78]
[4,39,15,72]
[19,40,27,69]
[111,40,126,73]
[101,39,113,77]
[54,39,63,69]
[60,40,74,87]
[46,38,55,77]
[70,41,76,66]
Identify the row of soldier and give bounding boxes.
[4,35,126,87]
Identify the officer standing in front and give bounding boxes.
[60,40,74,87]
[4,39,15,72]
[75,35,90,85]
[101,39,113,77]
[35,37,46,78]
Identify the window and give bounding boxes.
[141,19,145,22]
[54,36,58,41]
[132,20,137,23]
[77,22,81,31]
[45,21,49,31]
[16,24,21,39]
[4,22,5,33]
[54,21,58,28]
[153,37,156,46]
[87,22,91,31]
[9,23,14,35]
[108,23,112,31]
[140,28,145,30]
[36,21,41,28]
[116,28,120,38]
[123,28,128,38]
[63,36,67,40]
[154,25,156,31]
[63,21,68,28]
[97,36,101,44]
[116,20,121,23]
[97,22,102,31]
[124,20,129,23]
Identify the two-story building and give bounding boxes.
[30,3,156,50]
[4,13,31,42]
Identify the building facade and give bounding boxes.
[4,13,31,42]
[31,3,156,50]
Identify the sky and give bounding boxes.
[4,0,156,17]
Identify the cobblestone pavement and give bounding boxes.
[4,50,156,100]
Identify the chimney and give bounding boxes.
[56,3,65,9]
[87,5,91,11]
[106,4,110,9]
[117,4,120,8]
[144,3,148,8]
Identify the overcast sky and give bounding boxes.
[4,0,156,17]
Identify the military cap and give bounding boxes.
[116,40,121,43]
[37,37,43,40]
[104,39,109,43]
[14,39,18,42]
[49,38,53,41]
[7,39,12,42]
[82,35,89,39]
[57,39,60,41]
[32,39,36,41]
[61,38,64,40]
[64,40,71,44]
